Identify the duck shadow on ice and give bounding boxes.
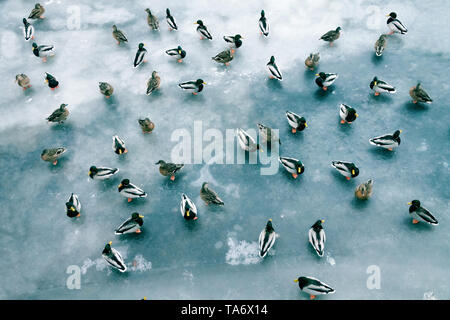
[403,101,429,114]
[402,217,435,231]
[266,78,282,90]
[97,176,122,191]
[351,197,370,210]
[49,122,75,134]
[368,146,397,160]
[102,95,119,109]
[314,87,335,100]
[370,53,384,66]
[337,120,353,133]
[368,93,393,103]
[182,92,205,104]
[330,170,357,188]
[303,69,316,81]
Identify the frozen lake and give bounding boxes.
[0,0,449,299]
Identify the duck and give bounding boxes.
[41,147,66,165]
[370,76,396,95]
[102,242,127,272]
[294,276,335,299]
[223,34,243,49]
[355,179,373,200]
[133,43,147,68]
[339,104,358,124]
[200,182,224,205]
[257,123,281,145]
[155,160,184,181]
[369,130,402,151]
[409,83,432,104]
[46,104,69,124]
[28,3,45,19]
[319,27,341,46]
[236,128,262,152]
[279,157,304,179]
[146,71,161,95]
[305,53,320,70]
[15,74,31,90]
[115,212,144,234]
[315,72,338,90]
[212,49,234,66]
[165,46,186,63]
[146,8,159,30]
[179,79,206,95]
[309,220,326,257]
[331,161,359,180]
[66,193,81,218]
[166,8,177,30]
[195,20,212,40]
[32,43,54,62]
[286,111,307,133]
[258,10,269,36]
[99,82,114,98]
[408,200,438,225]
[112,25,128,44]
[44,72,59,90]
[112,135,127,155]
[386,12,407,35]
[374,34,387,56]
[138,118,155,133]
[180,194,198,220]
[89,166,119,180]
[22,18,34,41]
[259,219,276,258]
[267,56,282,80]
[118,179,147,202]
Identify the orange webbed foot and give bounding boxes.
[322,86,328,91]
[128,198,133,203]
[291,128,297,134]
[310,295,316,300]
[292,173,298,179]
[52,160,58,165]
[170,175,175,181]
[346,177,351,180]
[340,120,345,124]
[412,219,419,224]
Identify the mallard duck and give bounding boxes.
[46,104,69,123]
[146,8,159,30]
[294,276,335,299]
[138,118,155,133]
[166,8,177,30]
[223,34,243,49]
[32,43,54,62]
[22,18,34,41]
[166,46,186,63]
[386,12,407,35]
[89,166,119,180]
[339,104,358,124]
[133,43,147,68]
[309,220,326,257]
[41,147,66,165]
[408,200,438,225]
[28,3,45,19]
[44,72,58,90]
[331,161,359,180]
[112,135,127,155]
[259,219,276,258]
[102,242,127,272]
[257,123,281,145]
[200,182,224,205]
[236,128,262,152]
[259,10,269,36]
[146,71,160,95]
[279,157,304,179]
[286,111,307,133]
[180,194,198,220]
[305,53,320,70]
[99,82,114,98]
[369,130,402,151]
[320,27,341,46]
[370,76,396,95]
[315,72,338,90]
[118,179,147,202]
[66,193,81,218]
[374,34,387,56]
[179,79,206,95]
[112,25,127,44]
[267,56,282,80]
[195,20,212,40]
[115,212,144,234]
[15,74,31,90]
[155,160,184,181]
[212,49,234,66]
[410,83,432,104]
[355,179,373,200]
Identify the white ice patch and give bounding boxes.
[326,253,336,266]
[80,258,108,274]
[225,236,260,266]
[416,142,428,152]
[423,291,437,300]
[129,254,152,272]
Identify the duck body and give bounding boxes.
[236,128,261,152]
[315,72,338,90]
[355,179,373,200]
[387,12,407,35]
[146,8,159,30]
[41,147,66,165]
[179,79,205,95]
[112,25,127,44]
[223,34,242,49]
[257,123,281,145]
[331,161,359,180]
[66,193,81,218]
[155,160,184,180]
[374,34,387,56]
[294,276,335,299]
[22,18,34,41]
[16,74,31,90]
[259,219,276,258]
[146,71,161,95]
[195,20,212,40]
[180,194,198,220]
[112,135,127,155]
[279,157,304,179]
[102,242,127,272]
[305,53,320,70]
[33,43,55,61]
[133,43,147,68]
[166,46,186,62]
[166,9,177,30]
[200,182,224,205]
[99,82,114,98]
[44,72,58,89]
[408,200,438,225]
[309,220,326,257]
[46,104,69,123]
[267,56,282,80]
[339,104,358,124]
[370,76,396,95]
[115,213,144,234]
[369,130,401,151]
[212,49,234,65]
[286,111,307,133]
[28,3,45,19]
[259,10,269,36]
[138,118,155,133]
[409,83,432,104]
[320,27,341,45]
[118,179,147,202]
[89,166,119,180]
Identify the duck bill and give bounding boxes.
[407,202,412,205]
[118,184,122,188]
[294,279,299,283]
[139,215,144,218]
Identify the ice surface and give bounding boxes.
[0,0,449,299]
